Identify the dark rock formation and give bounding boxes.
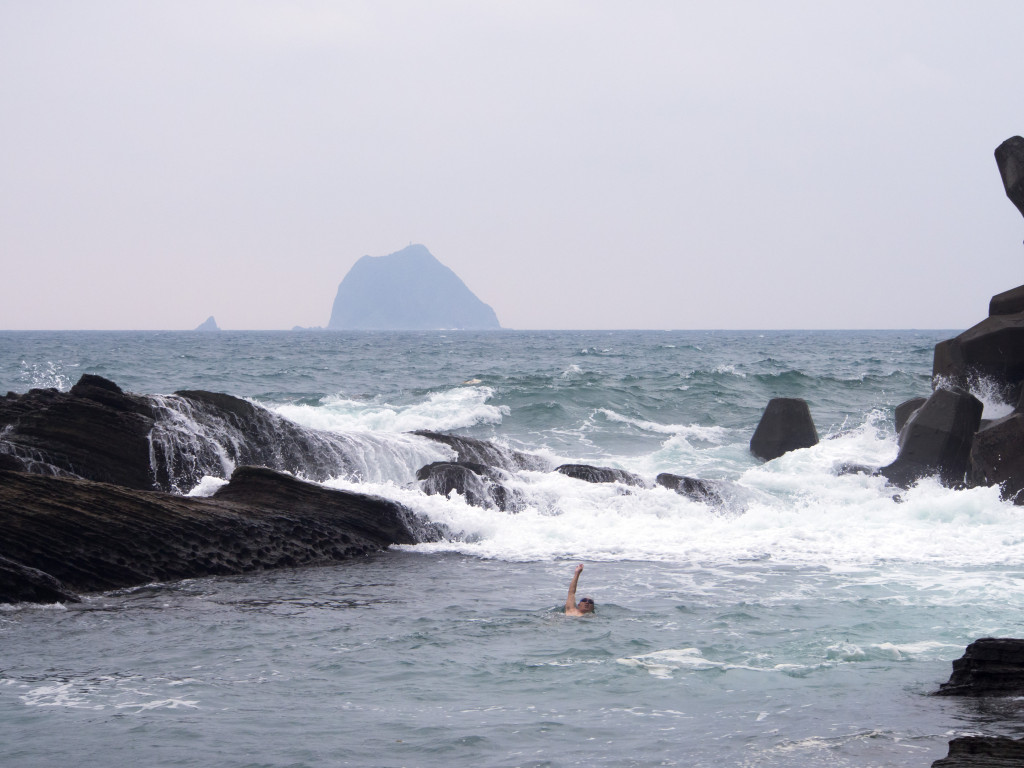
[995,135,1024,220]
[932,736,1024,767]
[152,388,363,491]
[194,315,220,332]
[0,374,371,494]
[413,431,551,472]
[555,464,646,487]
[936,638,1024,697]
[0,466,436,604]
[656,473,725,506]
[416,461,523,512]
[894,396,928,437]
[880,388,983,488]
[328,244,501,330]
[970,414,1024,503]
[0,453,25,471]
[749,398,819,461]
[0,375,158,489]
[0,554,80,604]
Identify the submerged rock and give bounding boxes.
[880,388,983,488]
[555,464,646,487]
[0,554,80,604]
[834,462,875,477]
[0,466,435,603]
[935,638,1024,697]
[655,473,725,506]
[749,398,818,461]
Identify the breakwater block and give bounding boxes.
[749,398,818,461]
[880,388,982,488]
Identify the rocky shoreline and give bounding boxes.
[3,135,1024,765]
[0,465,439,604]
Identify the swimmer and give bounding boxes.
[565,563,595,616]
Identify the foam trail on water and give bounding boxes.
[597,408,731,442]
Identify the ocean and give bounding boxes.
[2,329,1023,767]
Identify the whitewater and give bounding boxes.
[2,329,1024,767]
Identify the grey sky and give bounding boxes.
[2,1,1022,330]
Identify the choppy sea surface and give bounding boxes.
[3,329,1024,768]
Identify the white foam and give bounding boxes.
[935,374,1016,420]
[19,360,76,391]
[272,386,507,434]
[186,475,229,496]
[337,414,1024,575]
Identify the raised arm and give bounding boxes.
[565,563,583,614]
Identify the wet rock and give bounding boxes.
[0,554,80,604]
[932,736,1024,767]
[0,375,372,493]
[413,431,551,472]
[749,398,818,461]
[655,473,725,506]
[969,414,1024,502]
[995,135,1024,220]
[880,388,983,488]
[0,375,158,489]
[0,453,25,472]
[0,466,435,603]
[416,461,523,512]
[894,396,928,438]
[555,464,646,487]
[936,638,1024,697]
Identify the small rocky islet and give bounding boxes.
[5,137,1024,766]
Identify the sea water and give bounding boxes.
[2,329,1024,767]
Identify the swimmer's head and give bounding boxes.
[577,597,595,614]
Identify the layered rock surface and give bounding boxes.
[936,638,1024,697]
[931,736,1024,768]
[0,466,434,603]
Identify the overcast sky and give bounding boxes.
[2,1,1023,330]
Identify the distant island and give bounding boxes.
[327,245,501,330]
[194,316,220,332]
